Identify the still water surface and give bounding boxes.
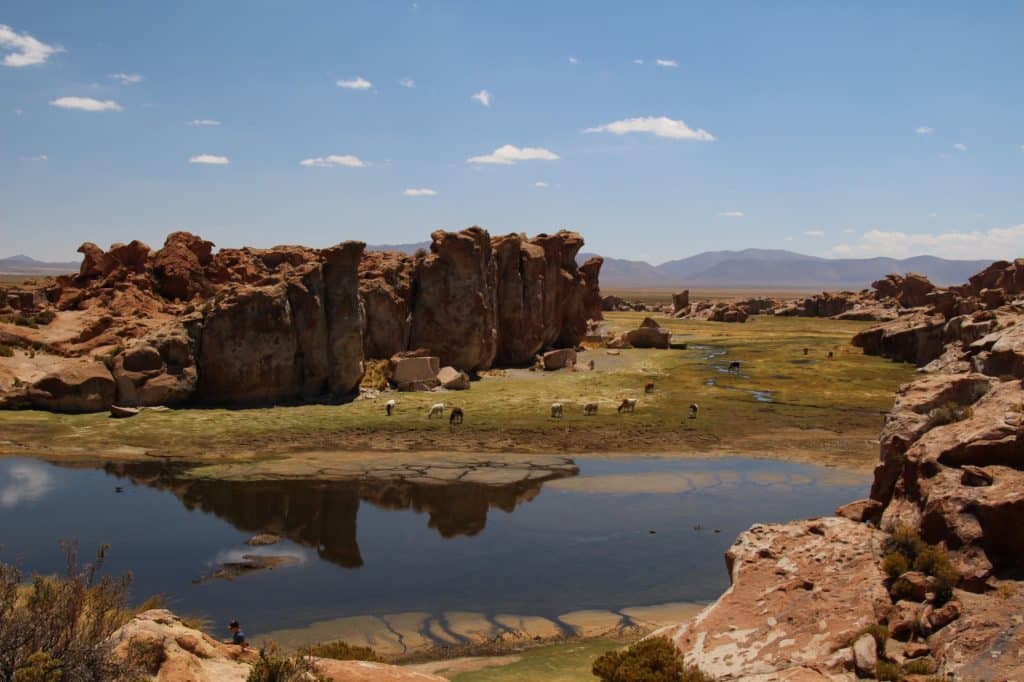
[0,456,866,638]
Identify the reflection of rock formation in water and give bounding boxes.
[101,461,575,569]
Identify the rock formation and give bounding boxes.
[0,226,602,411]
[109,609,445,682]
[657,257,1024,680]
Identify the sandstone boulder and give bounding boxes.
[852,312,947,366]
[852,633,877,677]
[672,290,689,313]
[392,356,440,391]
[625,321,671,349]
[152,231,215,301]
[542,348,577,370]
[436,365,469,390]
[25,358,116,413]
[835,498,884,525]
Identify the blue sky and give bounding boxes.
[2,1,1022,263]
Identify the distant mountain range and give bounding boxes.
[577,249,992,290]
[2,247,993,291]
[0,255,79,276]
[364,243,991,290]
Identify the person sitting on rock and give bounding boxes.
[227,620,246,646]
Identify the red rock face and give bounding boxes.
[492,234,547,365]
[2,226,602,409]
[358,251,414,359]
[152,231,215,301]
[409,227,499,371]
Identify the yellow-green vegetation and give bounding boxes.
[300,640,380,662]
[446,639,624,682]
[0,344,13,358]
[875,660,901,681]
[591,636,716,682]
[925,401,973,429]
[0,314,915,470]
[246,642,321,682]
[883,526,959,604]
[0,544,147,680]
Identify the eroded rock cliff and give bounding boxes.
[0,226,602,410]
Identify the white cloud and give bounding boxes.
[189,119,221,126]
[1020,144,1024,152]
[953,143,967,151]
[0,24,61,67]
[584,116,715,141]
[467,144,559,165]
[22,154,47,161]
[49,96,122,112]
[403,187,437,196]
[398,77,415,88]
[804,229,825,238]
[633,58,644,64]
[534,181,549,188]
[471,89,491,107]
[189,154,230,165]
[568,56,580,64]
[337,76,372,90]
[299,154,366,168]
[110,72,143,85]
[828,224,1024,260]
[0,463,55,508]
[915,126,933,135]
[655,58,678,68]
[843,228,856,234]
[717,211,744,218]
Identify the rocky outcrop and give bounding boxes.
[152,231,215,301]
[872,375,1023,586]
[619,317,672,348]
[1,226,602,411]
[493,234,547,365]
[0,356,116,413]
[655,257,1023,680]
[657,518,890,680]
[671,290,689,314]
[109,609,446,682]
[409,228,498,371]
[358,251,415,360]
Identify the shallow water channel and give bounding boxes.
[0,455,867,641]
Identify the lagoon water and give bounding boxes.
[0,456,867,639]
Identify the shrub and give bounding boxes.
[125,637,167,675]
[882,526,960,602]
[592,636,717,682]
[247,642,322,682]
[0,344,13,357]
[302,640,379,662]
[875,660,901,681]
[913,546,958,603]
[904,657,938,674]
[413,247,428,259]
[359,359,390,391]
[925,401,972,428]
[881,551,910,579]
[12,315,38,329]
[34,311,55,326]
[853,624,889,652]
[0,543,144,681]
